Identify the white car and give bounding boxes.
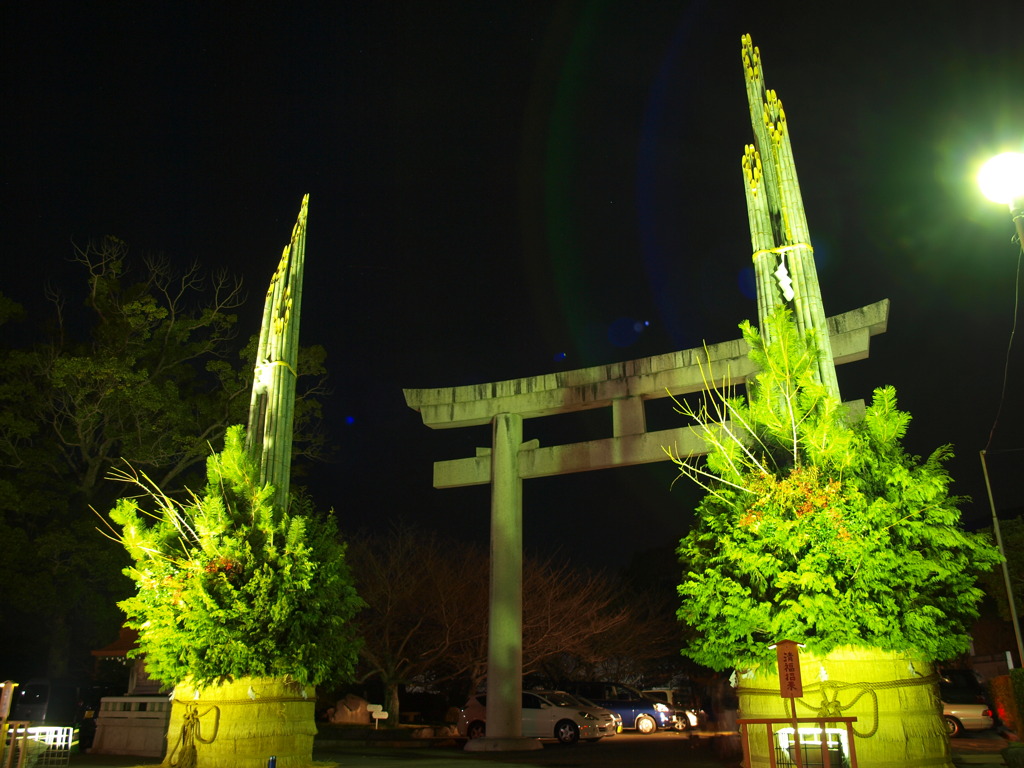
[457,690,604,744]
[942,700,994,737]
[538,690,621,738]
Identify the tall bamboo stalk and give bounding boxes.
[741,36,839,399]
[246,195,309,513]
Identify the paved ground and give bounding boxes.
[63,728,1014,768]
[64,733,741,768]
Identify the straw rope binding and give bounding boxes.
[739,672,939,738]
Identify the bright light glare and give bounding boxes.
[977,152,1024,205]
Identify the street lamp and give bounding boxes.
[978,151,1024,241]
[977,149,1024,668]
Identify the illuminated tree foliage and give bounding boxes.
[108,425,363,688]
[0,238,329,678]
[671,309,1001,670]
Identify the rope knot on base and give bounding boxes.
[797,673,939,738]
[167,701,221,768]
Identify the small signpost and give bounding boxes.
[0,681,15,720]
[776,641,805,768]
[776,640,804,698]
[367,704,388,730]
[738,640,856,768]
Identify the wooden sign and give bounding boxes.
[0,680,16,719]
[776,640,803,698]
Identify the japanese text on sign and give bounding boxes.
[775,640,803,698]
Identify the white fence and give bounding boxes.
[89,696,170,758]
[1,722,77,768]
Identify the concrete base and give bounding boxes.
[463,737,543,752]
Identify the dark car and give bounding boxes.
[9,679,81,725]
[559,682,678,733]
[938,669,988,705]
[8,678,123,749]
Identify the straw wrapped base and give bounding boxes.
[161,676,318,768]
[738,646,953,768]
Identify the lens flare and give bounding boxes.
[977,152,1024,205]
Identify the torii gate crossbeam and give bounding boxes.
[407,301,887,489]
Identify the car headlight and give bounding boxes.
[654,703,669,713]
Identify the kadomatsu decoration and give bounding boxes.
[105,198,362,768]
[672,310,999,670]
[670,310,1000,768]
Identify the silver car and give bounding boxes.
[457,690,603,744]
[942,700,993,737]
[538,690,621,739]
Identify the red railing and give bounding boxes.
[737,716,859,768]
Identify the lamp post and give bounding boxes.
[977,150,1024,667]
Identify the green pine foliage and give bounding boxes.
[673,309,1001,670]
[108,425,363,688]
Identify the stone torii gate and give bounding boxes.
[403,35,888,750]
[402,305,886,750]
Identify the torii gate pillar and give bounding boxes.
[463,412,540,750]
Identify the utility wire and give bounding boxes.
[984,221,1023,454]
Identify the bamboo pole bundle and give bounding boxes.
[740,36,840,399]
[743,36,782,227]
[768,106,840,397]
[246,195,308,513]
[743,38,788,348]
[743,145,783,342]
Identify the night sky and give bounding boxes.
[3,1,1023,572]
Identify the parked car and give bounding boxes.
[559,682,678,733]
[938,669,990,706]
[9,678,123,749]
[937,668,995,737]
[642,687,704,730]
[537,691,621,739]
[9,679,81,725]
[457,690,604,744]
[942,701,993,737]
